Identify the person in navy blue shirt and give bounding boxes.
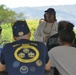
[0,20,51,75]
[46,20,71,51]
[0,26,8,75]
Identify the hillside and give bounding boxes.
[11,4,76,26]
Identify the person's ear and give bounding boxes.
[57,37,62,45]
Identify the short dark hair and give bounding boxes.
[58,20,69,32]
[44,13,47,21]
[59,22,75,43]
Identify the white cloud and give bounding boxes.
[0,0,76,8]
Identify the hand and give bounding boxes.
[43,35,50,43]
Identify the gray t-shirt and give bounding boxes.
[48,46,76,75]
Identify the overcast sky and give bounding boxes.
[0,0,76,8]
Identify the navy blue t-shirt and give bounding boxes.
[46,33,59,51]
[1,39,49,75]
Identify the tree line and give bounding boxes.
[0,4,25,25]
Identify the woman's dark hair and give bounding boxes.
[44,13,57,22]
[53,13,57,21]
[59,22,75,43]
[44,8,57,21]
[44,13,47,21]
[58,20,69,32]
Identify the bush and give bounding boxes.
[1,19,39,45]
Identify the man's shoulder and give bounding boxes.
[31,41,46,47]
[30,41,47,52]
[3,42,13,49]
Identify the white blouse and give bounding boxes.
[34,21,58,43]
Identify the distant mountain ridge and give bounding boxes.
[11,4,76,26]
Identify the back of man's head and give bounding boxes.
[58,20,70,32]
[12,20,30,37]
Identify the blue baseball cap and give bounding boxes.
[45,8,56,14]
[12,20,30,37]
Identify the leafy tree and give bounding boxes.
[0,5,16,24]
[0,4,25,25]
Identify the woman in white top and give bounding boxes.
[34,8,58,44]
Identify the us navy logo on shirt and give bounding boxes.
[18,52,25,58]
[23,49,29,53]
[13,61,20,68]
[28,52,35,58]
[30,66,35,72]
[36,60,42,66]
[20,66,29,74]
[14,44,39,63]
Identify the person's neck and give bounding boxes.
[63,43,72,46]
[15,35,30,41]
[16,38,29,41]
[47,20,55,23]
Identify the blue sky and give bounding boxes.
[0,0,76,8]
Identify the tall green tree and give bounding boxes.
[0,5,16,24]
[0,4,25,24]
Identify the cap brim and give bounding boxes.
[45,11,53,13]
